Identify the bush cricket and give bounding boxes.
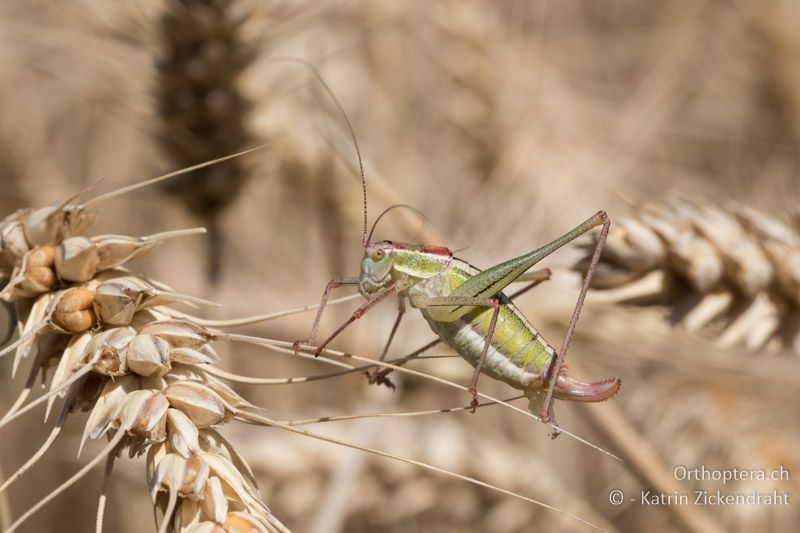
[291,66,620,433]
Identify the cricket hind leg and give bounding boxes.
[539,211,611,430]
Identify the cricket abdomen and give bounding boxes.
[423,301,619,403]
[422,297,554,390]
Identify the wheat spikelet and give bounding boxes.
[579,198,800,354]
[157,0,257,282]
[0,197,289,532]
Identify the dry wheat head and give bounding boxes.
[0,198,288,532]
[579,198,800,354]
[157,0,257,281]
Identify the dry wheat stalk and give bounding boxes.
[579,198,800,354]
[157,0,257,282]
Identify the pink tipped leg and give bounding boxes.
[540,211,610,424]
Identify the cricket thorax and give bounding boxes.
[359,240,453,297]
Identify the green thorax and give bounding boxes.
[389,243,455,279]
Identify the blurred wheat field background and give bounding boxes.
[1,1,799,532]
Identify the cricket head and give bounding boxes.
[359,241,452,297]
[359,241,395,296]
[359,202,447,296]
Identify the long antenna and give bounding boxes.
[268,57,369,246]
[367,204,429,243]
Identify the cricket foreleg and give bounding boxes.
[540,212,611,426]
[293,277,359,355]
[313,281,408,356]
[365,297,406,389]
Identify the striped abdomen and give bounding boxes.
[422,296,554,390]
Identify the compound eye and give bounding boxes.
[373,249,385,259]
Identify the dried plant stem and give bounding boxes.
[226,334,621,461]
[278,396,524,427]
[166,293,362,327]
[139,227,207,243]
[157,490,178,533]
[202,364,357,385]
[0,322,46,359]
[202,349,459,386]
[237,409,609,533]
[0,457,10,532]
[0,368,89,430]
[0,400,70,492]
[82,146,269,208]
[1,348,45,421]
[203,336,446,385]
[6,431,125,533]
[95,451,116,533]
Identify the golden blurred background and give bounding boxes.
[1,1,798,532]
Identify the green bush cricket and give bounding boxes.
[292,65,620,433]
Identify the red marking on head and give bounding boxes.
[419,245,453,256]
[382,241,453,257]
[386,242,452,257]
